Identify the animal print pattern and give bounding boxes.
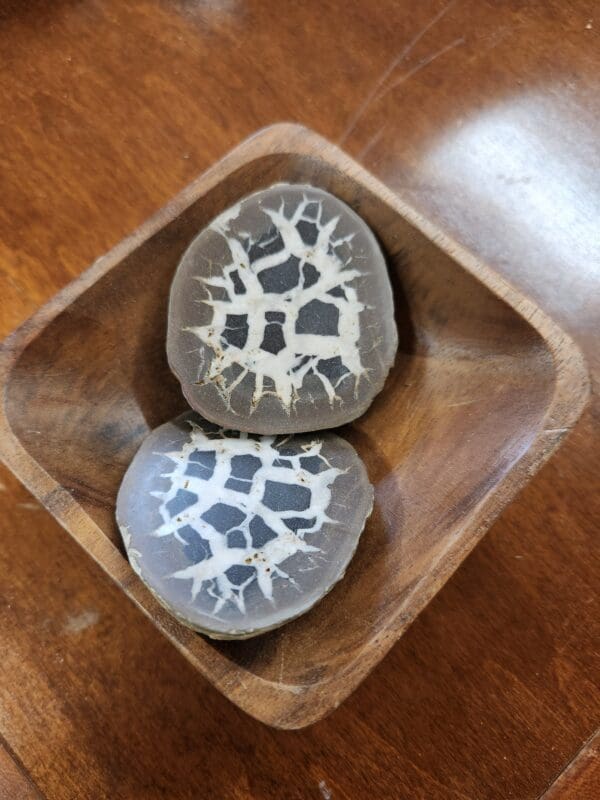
[150,418,343,614]
[187,189,367,412]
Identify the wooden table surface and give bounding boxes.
[0,1,598,798]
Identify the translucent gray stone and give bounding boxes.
[167,183,398,434]
[116,411,373,639]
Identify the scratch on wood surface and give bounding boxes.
[357,126,386,163]
[446,397,480,408]
[339,0,459,144]
[446,398,478,408]
[16,502,41,510]
[384,36,465,94]
[319,779,333,799]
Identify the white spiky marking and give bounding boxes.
[150,421,344,615]
[187,190,367,412]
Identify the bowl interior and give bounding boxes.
[5,150,554,693]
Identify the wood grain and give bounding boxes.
[0,0,598,796]
[0,740,42,800]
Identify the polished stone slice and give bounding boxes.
[167,183,397,433]
[116,411,373,639]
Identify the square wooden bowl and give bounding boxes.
[0,124,589,729]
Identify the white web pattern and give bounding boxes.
[151,421,343,615]
[187,191,367,411]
